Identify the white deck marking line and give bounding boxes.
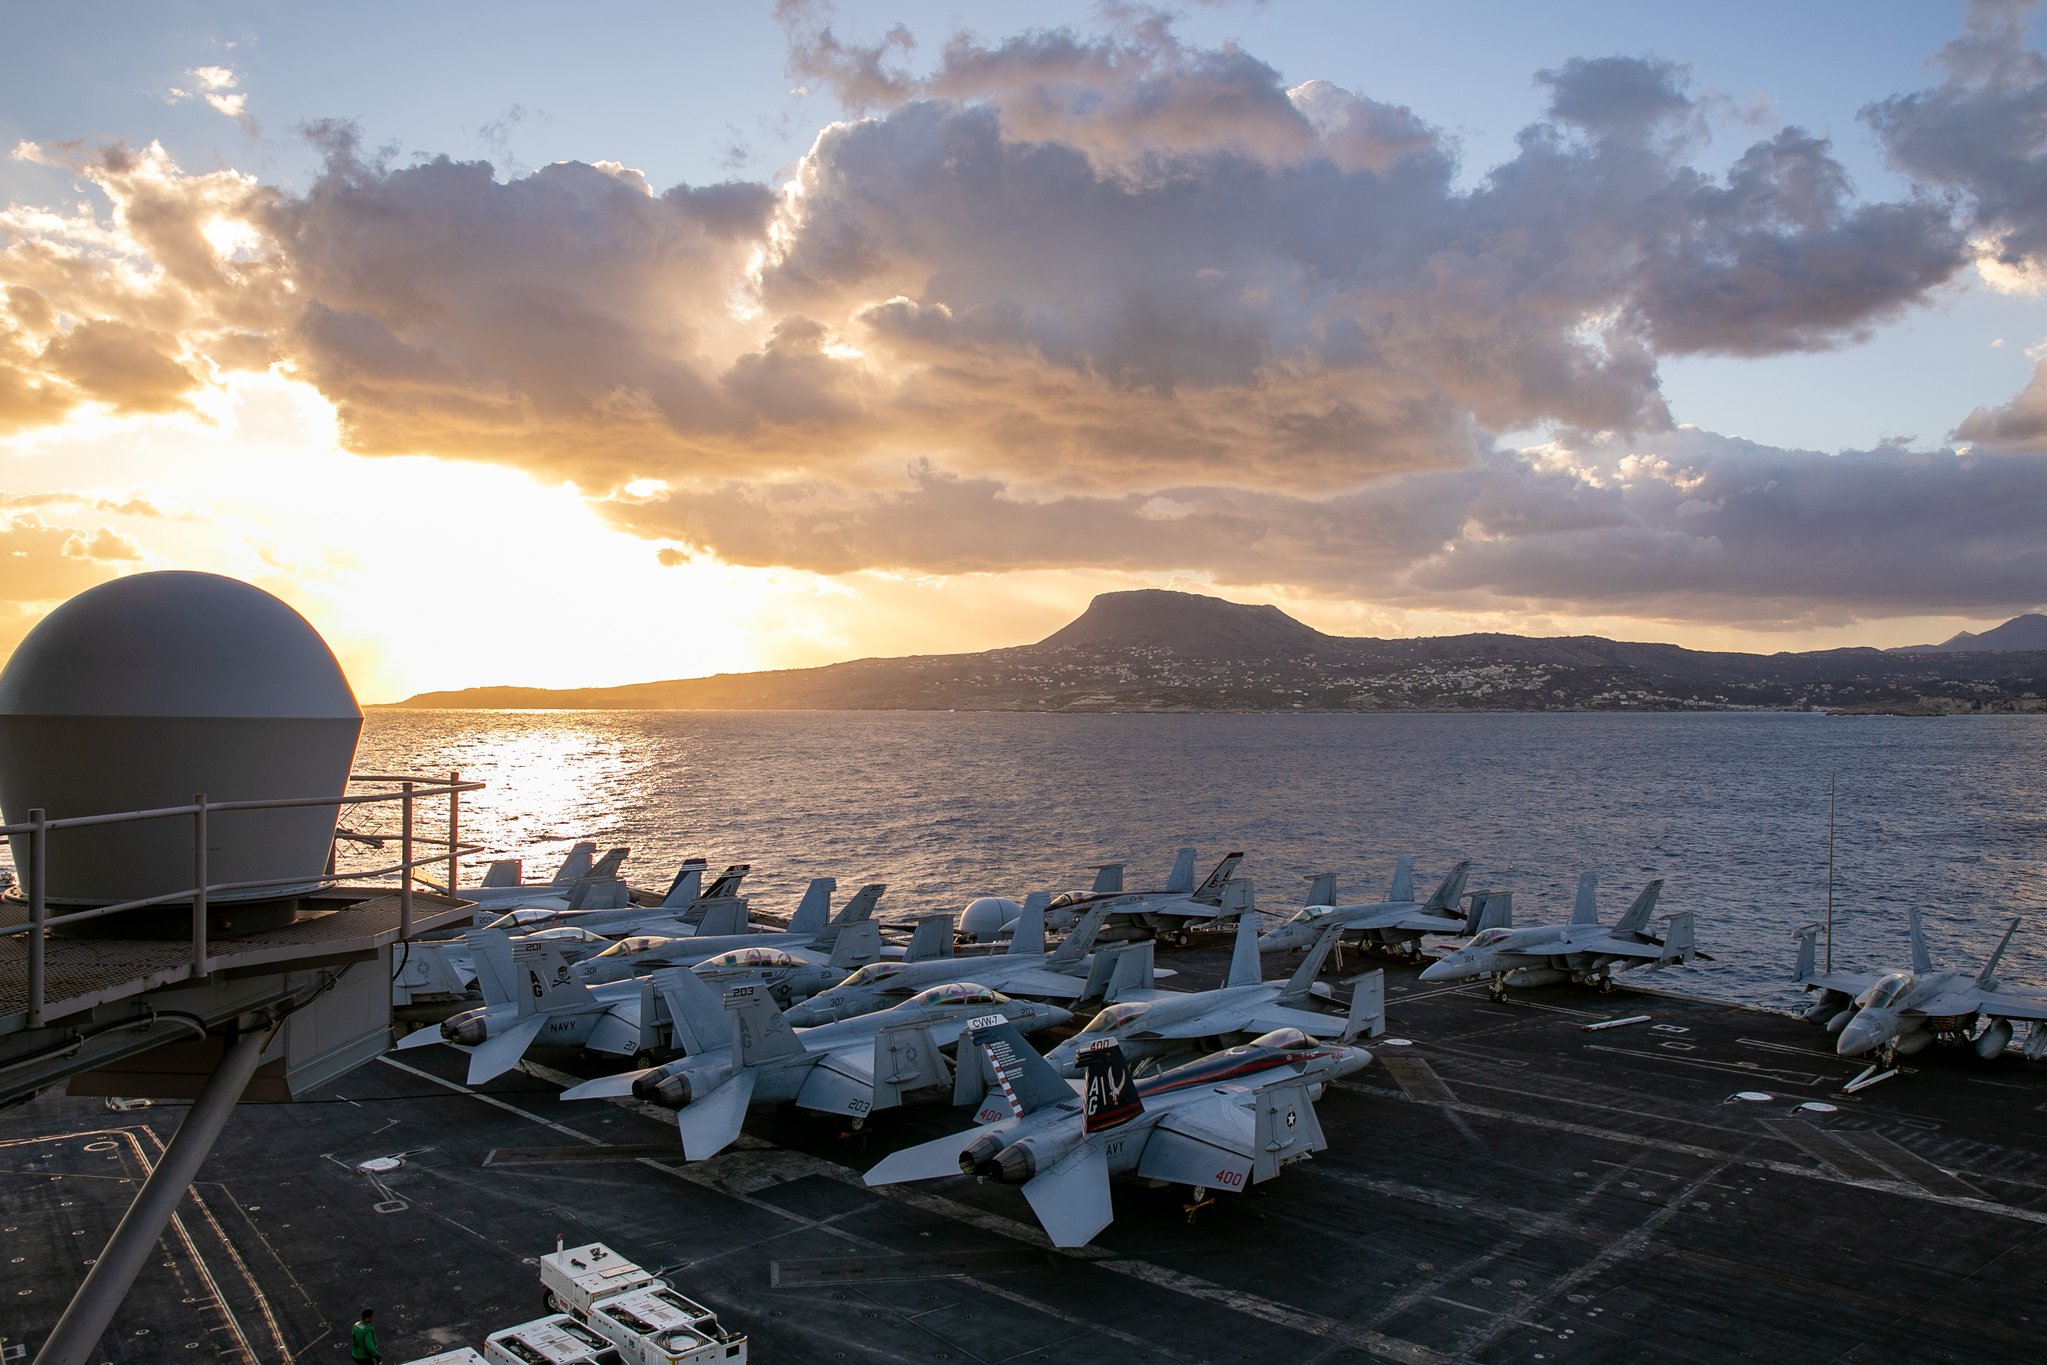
[455,1059,1457,1363]
[1456,1162,1729,1356]
[1580,1042,1833,1086]
[1350,1084,2047,1228]
[379,1056,605,1145]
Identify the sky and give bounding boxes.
[5,1,2047,702]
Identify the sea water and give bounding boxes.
[353,710,2047,1009]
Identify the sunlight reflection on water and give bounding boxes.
[352,710,2047,1008]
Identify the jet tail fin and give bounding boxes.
[1656,911,1699,966]
[827,919,882,970]
[1388,855,1415,905]
[1792,922,1819,982]
[1613,879,1664,936]
[813,883,884,952]
[1164,848,1197,894]
[652,967,726,1056]
[510,938,593,1014]
[691,898,748,937]
[1427,861,1471,916]
[551,841,598,884]
[1469,890,1512,933]
[1224,902,1262,988]
[1090,864,1125,895]
[1007,893,1050,958]
[1104,941,1156,1002]
[701,863,751,901]
[476,857,521,889]
[786,877,836,935]
[1977,917,2020,989]
[1279,923,1343,1005]
[1303,873,1338,909]
[1908,903,1933,973]
[467,930,517,1008]
[872,1024,950,1110]
[1049,902,1111,966]
[967,1017,1073,1115]
[903,914,956,962]
[657,858,709,909]
[1570,873,1599,925]
[1344,970,1386,1040]
[726,985,803,1065]
[1077,1038,1143,1133]
[1193,852,1245,904]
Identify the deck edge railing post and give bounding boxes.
[191,792,208,975]
[399,780,414,941]
[27,807,46,1028]
[446,770,461,906]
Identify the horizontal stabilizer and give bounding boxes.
[677,1068,757,1161]
[394,1023,451,1051]
[466,1014,547,1085]
[1023,1136,1114,1247]
[866,1127,984,1186]
[558,1068,652,1101]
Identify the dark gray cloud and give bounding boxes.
[1865,0,2047,267]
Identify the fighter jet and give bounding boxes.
[1045,912,1384,1075]
[561,974,1071,1161]
[783,899,1146,1025]
[569,880,886,981]
[1792,909,2047,1072]
[1417,876,1700,1000]
[959,850,1246,944]
[1256,858,1475,960]
[390,932,689,1083]
[475,859,749,935]
[458,845,633,918]
[865,1016,1371,1247]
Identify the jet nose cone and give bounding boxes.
[1838,1013,1887,1057]
[1040,1005,1074,1029]
[1417,959,1456,983]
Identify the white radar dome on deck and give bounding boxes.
[0,571,362,910]
[959,896,1022,942]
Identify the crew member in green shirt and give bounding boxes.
[350,1307,382,1363]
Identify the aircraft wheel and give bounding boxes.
[632,1049,657,1070]
[849,1116,866,1131]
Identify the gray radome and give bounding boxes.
[0,572,363,908]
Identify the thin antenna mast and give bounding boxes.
[1825,772,1835,974]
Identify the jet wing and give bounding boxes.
[866,1121,1008,1186]
[985,968,1091,1000]
[1800,970,1880,995]
[1135,1095,1255,1191]
[1241,1004,1348,1037]
[794,1050,876,1116]
[1022,1134,1114,1248]
[583,1004,644,1058]
[1973,990,2047,1023]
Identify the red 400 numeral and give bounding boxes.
[1213,1169,1245,1188]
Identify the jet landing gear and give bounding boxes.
[1182,1186,1215,1224]
[1486,974,1509,1003]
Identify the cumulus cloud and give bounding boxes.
[0,6,2040,630]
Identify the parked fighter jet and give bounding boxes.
[865,1017,1370,1247]
[1257,859,1475,960]
[1793,909,2047,1071]
[1417,876,1700,999]
[460,846,632,918]
[1045,912,1383,1075]
[570,881,886,981]
[391,932,684,1083]
[783,899,1143,1024]
[561,974,1070,1160]
[476,860,749,935]
[959,850,1245,944]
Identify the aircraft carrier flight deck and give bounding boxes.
[4,943,2043,1364]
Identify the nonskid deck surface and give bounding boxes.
[4,945,2044,1364]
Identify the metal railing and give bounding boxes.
[2,772,485,1027]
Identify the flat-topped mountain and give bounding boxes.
[388,591,2047,714]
